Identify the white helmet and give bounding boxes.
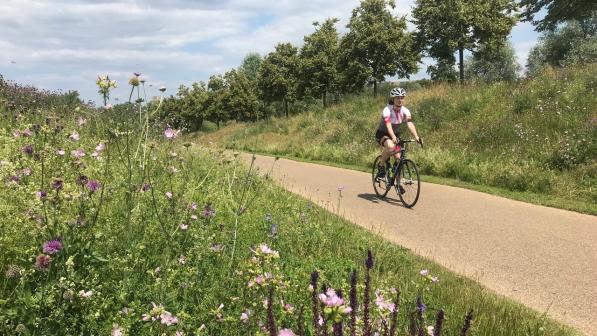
[390,87,406,97]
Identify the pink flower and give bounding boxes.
[71,149,85,158]
[160,311,178,326]
[104,104,113,110]
[79,290,93,298]
[279,329,296,336]
[190,202,198,211]
[319,288,344,307]
[175,332,184,336]
[13,130,21,138]
[95,143,105,151]
[43,239,63,254]
[241,311,250,323]
[22,167,32,176]
[77,117,87,127]
[179,223,188,230]
[165,191,173,199]
[111,324,123,336]
[420,269,429,276]
[164,127,179,139]
[56,149,66,156]
[22,128,32,137]
[211,244,223,252]
[254,275,265,285]
[190,214,198,220]
[69,131,80,141]
[375,290,396,313]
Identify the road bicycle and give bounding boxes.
[372,139,421,208]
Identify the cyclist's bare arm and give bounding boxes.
[385,122,398,143]
[406,120,420,143]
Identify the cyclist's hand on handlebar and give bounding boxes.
[392,137,398,144]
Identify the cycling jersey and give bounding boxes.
[377,105,411,133]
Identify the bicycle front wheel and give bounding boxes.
[372,155,390,197]
[396,159,420,208]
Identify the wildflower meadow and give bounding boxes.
[0,75,579,335]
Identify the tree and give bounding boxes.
[206,75,229,129]
[338,0,419,96]
[299,18,340,107]
[526,20,597,75]
[239,53,263,83]
[519,0,597,31]
[177,82,208,132]
[412,0,517,82]
[258,43,299,118]
[224,69,261,122]
[465,41,520,82]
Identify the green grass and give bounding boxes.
[195,65,597,215]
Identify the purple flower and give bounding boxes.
[164,127,179,139]
[22,145,34,155]
[190,202,198,211]
[43,239,63,254]
[141,183,151,192]
[36,190,47,200]
[202,204,215,218]
[22,128,32,137]
[35,254,52,271]
[86,180,101,193]
[52,179,64,190]
[9,175,21,184]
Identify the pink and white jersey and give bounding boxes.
[378,105,411,132]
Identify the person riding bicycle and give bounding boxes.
[375,87,421,179]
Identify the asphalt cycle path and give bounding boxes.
[242,153,597,335]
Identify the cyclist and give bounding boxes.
[375,87,421,179]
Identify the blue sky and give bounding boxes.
[0,0,541,105]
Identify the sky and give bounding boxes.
[0,0,542,105]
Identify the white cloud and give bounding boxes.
[0,0,540,103]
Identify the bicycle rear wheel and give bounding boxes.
[396,159,420,208]
[372,155,390,197]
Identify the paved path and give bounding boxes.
[243,154,597,335]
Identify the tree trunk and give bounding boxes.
[373,80,378,97]
[283,98,289,118]
[459,44,465,83]
[323,91,327,108]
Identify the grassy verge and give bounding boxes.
[226,149,596,215]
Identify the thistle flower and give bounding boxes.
[36,190,47,200]
[35,254,52,271]
[43,238,63,254]
[22,145,34,155]
[141,183,151,192]
[86,180,101,193]
[52,178,63,190]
